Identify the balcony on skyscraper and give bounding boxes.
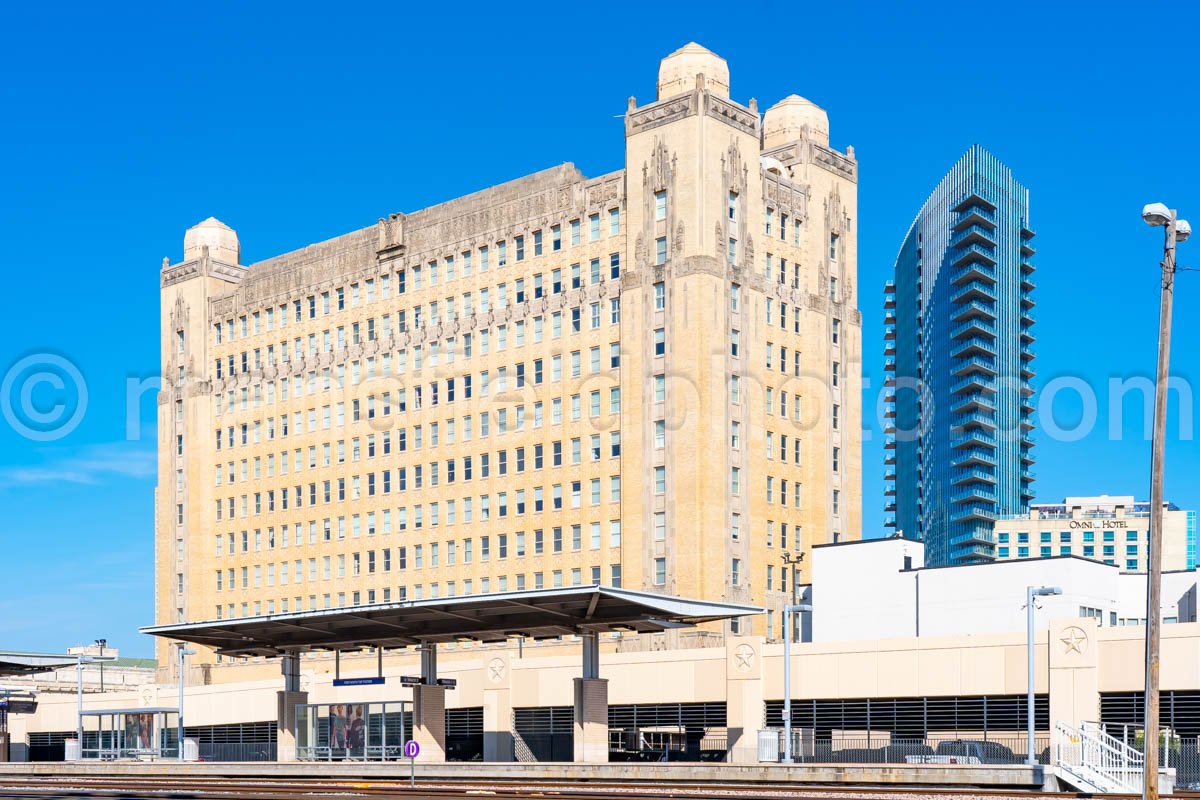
[951,356,997,377]
[951,485,998,505]
[953,448,997,469]
[952,467,996,487]
[952,192,998,219]
[952,280,997,305]
[951,242,998,270]
[950,374,996,397]
[950,223,997,250]
[951,394,996,417]
[951,299,997,323]
[951,335,996,360]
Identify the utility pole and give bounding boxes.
[1140,202,1189,800]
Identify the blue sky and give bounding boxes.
[1,1,1197,658]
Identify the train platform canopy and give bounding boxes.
[141,585,760,656]
[0,651,80,676]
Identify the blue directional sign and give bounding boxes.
[404,740,420,759]
[332,677,385,687]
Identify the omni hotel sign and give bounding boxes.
[1068,519,1130,529]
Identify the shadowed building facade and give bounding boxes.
[885,145,1035,565]
[155,43,862,673]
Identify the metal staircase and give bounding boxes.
[1054,721,1143,794]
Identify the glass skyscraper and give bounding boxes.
[884,145,1035,565]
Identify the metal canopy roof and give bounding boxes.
[0,651,80,676]
[140,585,761,657]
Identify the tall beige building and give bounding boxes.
[156,43,862,670]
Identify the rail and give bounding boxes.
[1054,720,1143,793]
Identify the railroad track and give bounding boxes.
[0,775,1181,800]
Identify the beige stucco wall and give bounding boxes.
[14,621,1199,748]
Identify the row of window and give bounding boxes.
[213,291,621,381]
[215,467,623,525]
[216,524,622,590]
[998,544,1139,569]
[212,212,624,346]
[215,421,622,483]
[216,371,621,450]
[998,530,1143,544]
[213,563,624,620]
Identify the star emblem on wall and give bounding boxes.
[1060,626,1089,655]
[734,643,756,672]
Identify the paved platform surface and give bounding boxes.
[0,761,1054,788]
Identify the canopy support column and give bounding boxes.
[413,643,446,761]
[573,630,608,763]
[277,652,306,762]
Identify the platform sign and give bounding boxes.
[404,739,420,786]
[332,676,385,687]
[435,678,457,689]
[399,675,422,687]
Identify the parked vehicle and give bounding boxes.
[910,739,1019,764]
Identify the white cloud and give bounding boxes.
[0,442,155,486]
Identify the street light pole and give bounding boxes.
[1026,586,1061,766]
[780,552,805,643]
[782,602,813,764]
[75,654,83,758]
[177,644,197,761]
[94,639,106,693]
[1140,202,1189,800]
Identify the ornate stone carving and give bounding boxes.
[627,94,697,134]
[706,95,758,136]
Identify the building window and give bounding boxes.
[654,328,665,357]
[653,282,665,311]
[654,558,666,586]
[655,237,667,265]
[654,190,667,221]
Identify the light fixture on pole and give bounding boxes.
[780,551,805,640]
[1026,586,1061,766]
[74,652,116,759]
[782,602,813,764]
[176,643,197,762]
[94,639,107,693]
[1140,201,1188,800]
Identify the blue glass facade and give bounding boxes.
[885,145,1035,565]
[1187,511,1196,571]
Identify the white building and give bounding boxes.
[993,495,1196,572]
[808,536,1198,642]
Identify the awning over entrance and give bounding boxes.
[141,585,760,656]
[0,651,80,676]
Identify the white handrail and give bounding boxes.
[1054,720,1144,794]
